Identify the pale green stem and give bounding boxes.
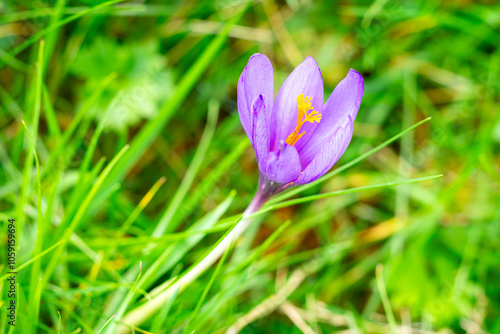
[118,178,277,332]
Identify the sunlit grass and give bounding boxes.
[0,1,499,334]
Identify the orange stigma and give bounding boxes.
[285,94,322,146]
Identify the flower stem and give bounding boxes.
[119,185,271,332]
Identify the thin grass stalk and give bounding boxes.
[118,180,274,331]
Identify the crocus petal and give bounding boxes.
[251,95,269,173]
[271,57,324,152]
[294,117,354,185]
[299,69,364,166]
[237,54,274,143]
[265,142,301,184]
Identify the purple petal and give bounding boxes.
[265,143,301,184]
[294,117,354,185]
[299,69,364,166]
[251,95,270,174]
[271,57,324,152]
[237,54,274,143]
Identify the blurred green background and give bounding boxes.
[1,0,499,333]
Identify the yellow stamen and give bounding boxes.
[285,94,322,146]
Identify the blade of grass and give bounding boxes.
[153,98,219,237]
[58,116,110,225]
[0,48,29,72]
[21,119,44,333]
[82,226,239,248]
[182,234,233,334]
[119,176,167,236]
[170,138,249,232]
[41,145,130,290]
[229,220,291,275]
[55,112,117,241]
[45,296,94,334]
[53,157,106,241]
[0,139,22,183]
[150,286,179,333]
[42,84,61,140]
[15,41,44,246]
[105,262,144,334]
[102,191,237,334]
[41,72,116,180]
[0,84,23,118]
[31,276,43,333]
[99,3,249,196]
[97,314,117,334]
[117,190,236,332]
[0,0,125,70]
[376,264,398,334]
[269,117,432,204]
[256,175,442,217]
[57,311,61,334]
[88,176,167,288]
[0,241,62,282]
[41,0,66,73]
[19,41,45,334]
[0,4,174,23]
[77,121,106,181]
[392,69,416,256]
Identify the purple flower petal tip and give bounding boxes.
[348,68,365,93]
[237,55,364,191]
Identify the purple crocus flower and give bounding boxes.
[238,54,364,193]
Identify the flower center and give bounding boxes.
[285,94,322,146]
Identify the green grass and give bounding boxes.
[1,0,500,333]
